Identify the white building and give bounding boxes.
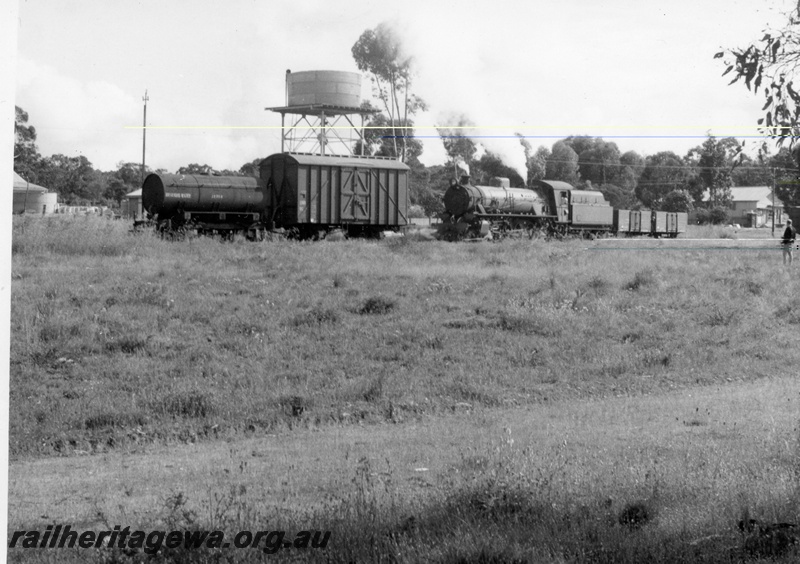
[703,186,784,227]
[728,186,784,227]
[12,172,57,214]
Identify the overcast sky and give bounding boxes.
[11,0,794,178]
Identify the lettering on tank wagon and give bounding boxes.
[165,192,192,199]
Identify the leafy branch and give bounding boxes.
[717,5,800,145]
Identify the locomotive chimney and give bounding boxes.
[459,174,470,185]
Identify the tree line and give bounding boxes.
[14,12,800,220]
[348,22,800,220]
[16,98,796,221]
[13,106,263,207]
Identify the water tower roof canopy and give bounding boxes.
[265,103,378,116]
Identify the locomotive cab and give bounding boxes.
[533,180,614,235]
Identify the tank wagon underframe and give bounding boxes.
[141,173,266,236]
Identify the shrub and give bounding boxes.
[407,204,426,218]
[158,390,216,418]
[708,206,730,225]
[359,296,395,315]
[626,269,656,291]
[290,305,339,327]
[618,501,652,529]
[697,206,731,225]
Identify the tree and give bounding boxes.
[685,136,741,207]
[527,146,550,184]
[517,136,549,185]
[616,151,645,192]
[239,158,263,177]
[409,163,447,217]
[731,153,773,186]
[356,107,423,162]
[472,152,525,187]
[620,150,645,176]
[564,136,623,186]
[717,5,800,145]
[14,106,42,181]
[104,162,148,205]
[635,151,687,208]
[545,141,580,184]
[177,163,215,175]
[661,190,694,213]
[768,145,800,207]
[352,22,426,162]
[105,178,129,206]
[598,183,639,210]
[37,154,99,204]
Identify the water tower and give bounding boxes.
[266,70,377,156]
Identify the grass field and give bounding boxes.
[7,215,800,562]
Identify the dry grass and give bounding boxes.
[7,377,799,562]
[8,216,800,562]
[11,219,800,455]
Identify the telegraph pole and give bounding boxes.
[141,90,149,184]
[772,166,776,237]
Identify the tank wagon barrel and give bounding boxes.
[142,174,263,217]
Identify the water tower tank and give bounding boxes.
[287,71,361,107]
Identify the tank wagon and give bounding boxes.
[441,175,687,240]
[142,174,265,234]
[141,153,409,238]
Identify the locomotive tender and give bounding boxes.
[141,153,410,238]
[440,175,687,240]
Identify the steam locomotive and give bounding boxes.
[141,153,410,239]
[439,175,687,240]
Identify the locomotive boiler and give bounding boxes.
[441,176,550,239]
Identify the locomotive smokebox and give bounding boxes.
[443,181,474,217]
